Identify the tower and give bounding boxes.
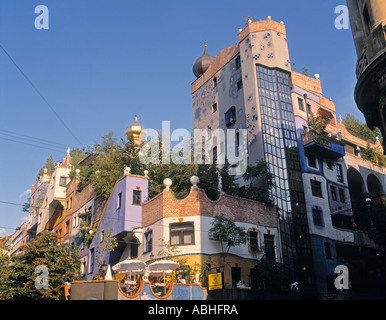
[125,115,145,146]
[191,18,316,294]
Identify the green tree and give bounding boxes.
[209,214,246,254]
[308,109,331,133]
[239,160,274,206]
[36,155,55,180]
[0,232,79,300]
[22,197,31,213]
[301,67,310,76]
[343,113,382,143]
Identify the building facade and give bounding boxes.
[191,18,316,294]
[347,0,386,152]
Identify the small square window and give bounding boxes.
[248,230,259,253]
[133,190,141,205]
[235,56,241,69]
[307,154,317,168]
[225,107,236,126]
[237,80,243,91]
[212,103,217,113]
[117,192,122,209]
[213,77,217,88]
[312,207,324,226]
[298,98,304,111]
[336,164,344,183]
[144,230,153,253]
[59,176,67,186]
[339,188,346,203]
[330,186,337,201]
[311,180,323,198]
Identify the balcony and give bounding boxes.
[302,130,345,160]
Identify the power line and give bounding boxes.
[0,135,65,154]
[0,43,85,148]
[0,129,70,148]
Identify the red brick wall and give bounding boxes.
[142,187,277,228]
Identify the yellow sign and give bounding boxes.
[208,273,222,290]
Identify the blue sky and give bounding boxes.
[0,0,361,236]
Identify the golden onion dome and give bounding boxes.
[125,115,145,143]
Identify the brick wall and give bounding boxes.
[142,187,277,228]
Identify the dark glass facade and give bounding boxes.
[256,64,315,293]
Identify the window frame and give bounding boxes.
[117,192,122,209]
[312,206,324,227]
[310,179,323,198]
[225,107,236,127]
[144,230,153,253]
[132,190,141,205]
[169,222,195,246]
[247,229,260,253]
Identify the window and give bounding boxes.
[326,160,332,169]
[339,188,345,203]
[312,207,324,226]
[100,229,105,243]
[59,176,67,186]
[144,230,153,253]
[264,234,276,261]
[248,230,259,252]
[212,102,217,113]
[324,242,332,259]
[65,220,70,234]
[237,80,243,91]
[133,190,141,205]
[311,180,322,198]
[89,248,95,273]
[307,154,317,168]
[330,186,337,201]
[298,97,304,111]
[38,212,42,224]
[336,164,344,183]
[235,56,241,69]
[117,192,122,209]
[170,222,194,245]
[212,146,217,163]
[213,76,217,88]
[225,107,236,126]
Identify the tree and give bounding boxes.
[209,214,246,256]
[93,229,118,280]
[308,109,331,133]
[0,232,80,300]
[239,160,275,206]
[301,67,310,77]
[343,113,382,144]
[36,155,55,180]
[22,197,31,213]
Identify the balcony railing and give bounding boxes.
[302,130,345,160]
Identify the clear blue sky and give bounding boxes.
[0,0,361,236]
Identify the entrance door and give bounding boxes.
[231,267,241,288]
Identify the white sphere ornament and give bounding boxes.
[163,178,172,190]
[190,176,199,188]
